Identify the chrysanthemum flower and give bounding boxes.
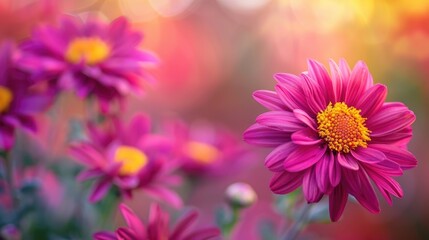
[0,42,52,150]
[93,203,220,240]
[18,16,157,111]
[244,59,417,221]
[169,121,249,177]
[70,114,182,207]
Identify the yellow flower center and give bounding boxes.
[65,37,110,65]
[0,86,13,113]
[185,141,220,164]
[316,102,371,153]
[114,146,148,175]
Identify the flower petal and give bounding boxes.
[265,142,297,172]
[337,153,359,170]
[307,59,335,103]
[120,204,147,239]
[293,109,317,131]
[270,171,304,194]
[291,128,322,146]
[283,145,326,172]
[315,153,333,193]
[329,184,348,222]
[89,178,112,203]
[370,144,417,170]
[243,123,290,147]
[329,152,341,187]
[303,168,324,203]
[344,61,372,106]
[253,90,286,111]
[350,147,385,164]
[170,211,198,240]
[356,84,387,117]
[256,111,304,132]
[367,102,415,137]
[93,231,117,240]
[343,169,380,214]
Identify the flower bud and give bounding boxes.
[225,182,257,208]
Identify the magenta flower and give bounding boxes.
[244,59,417,221]
[18,16,157,111]
[169,121,249,177]
[93,203,220,240]
[0,42,52,150]
[70,114,182,207]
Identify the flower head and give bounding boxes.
[19,16,157,112]
[93,203,220,240]
[170,121,249,178]
[244,59,417,221]
[70,114,182,207]
[0,42,52,150]
[225,182,257,208]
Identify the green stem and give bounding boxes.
[223,206,240,239]
[2,151,18,208]
[282,203,312,240]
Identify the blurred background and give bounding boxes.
[2,0,429,239]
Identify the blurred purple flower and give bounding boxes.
[93,203,220,240]
[70,114,182,207]
[169,121,250,178]
[18,16,157,112]
[244,59,417,221]
[0,42,52,150]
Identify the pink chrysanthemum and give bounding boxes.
[93,203,220,240]
[0,42,52,150]
[244,59,417,221]
[70,114,182,207]
[169,121,249,177]
[18,16,156,111]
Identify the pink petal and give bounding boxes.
[144,186,183,209]
[328,59,344,102]
[291,128,322,146]
[283,145,326,172]
[329,153,341,187]
[370,144,417,170]
[89,178,112,203]
[243,123,290,147]
[337,153,359,170]
[371,127,412,147]
[329,184,348,222]
[307,59,335,103]
[367,102,415,137]
[77,169,104,181]
[270,171,304,194]
[343,169,380,214]
[303,168,324,203]
[253,90,286,111]
[366,169,403,205]
[256,111,304,132]
[350,147,385,164]
[93,231,117,240]
[315,153,332,193]
[120,204,147,239]
[356,84,387,117]
[344,61,372,106]
[300,74,327,115]
[275,84,308,112]
[293,109,317,131]
[265,142,297,172]
[170,211,198,240]
[116,227,137,240]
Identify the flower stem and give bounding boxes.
[1,151,18,208]
[223,206,240,239]
[282,203,312,240]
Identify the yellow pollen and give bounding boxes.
[316,102,371,153]
[114,146,148,175]
[65,37,110,64]
[0,86,13,113]
[185,141,220,164]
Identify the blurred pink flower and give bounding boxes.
[18,16,157,112]
[70,114,182,207]
[244,59,417,221]
[0,42,52,150]
[169,121,249,178]
[93,203,220,240]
